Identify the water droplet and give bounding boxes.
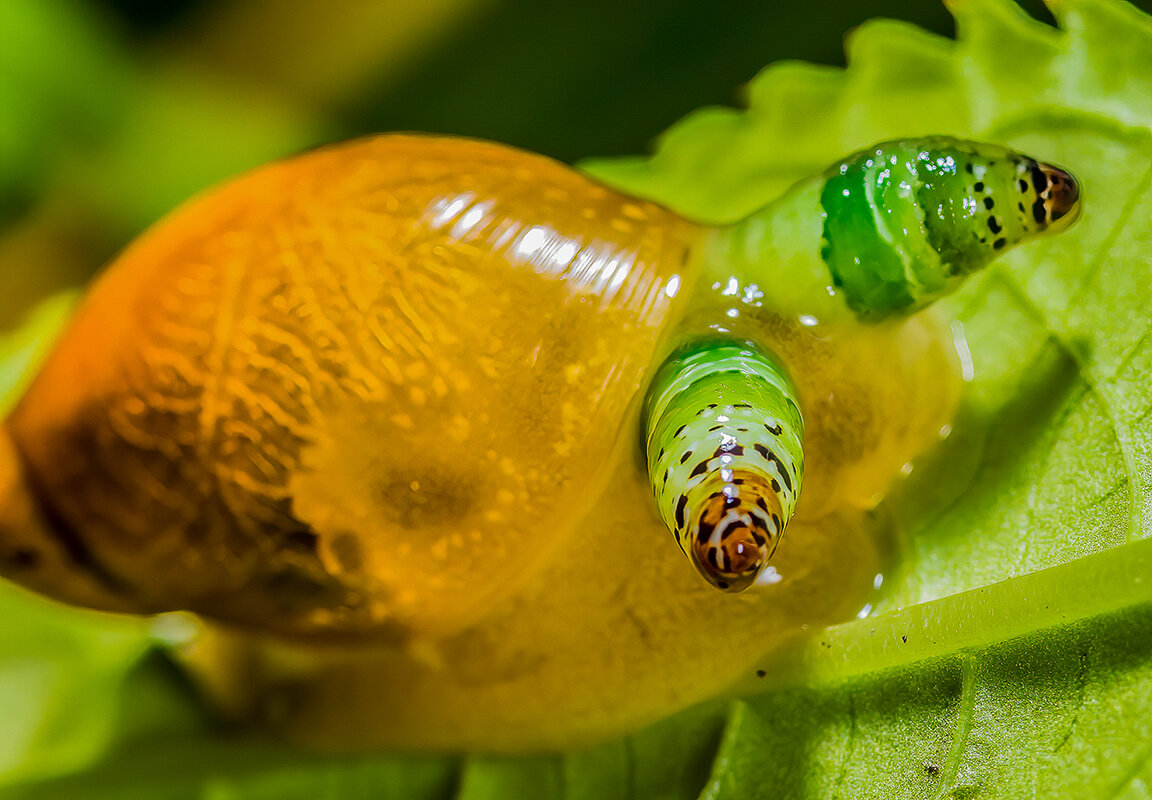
[755,566,782,587]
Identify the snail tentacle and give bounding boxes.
[818,137,1081,319]
[643,341,803,592]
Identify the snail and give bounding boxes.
[0,134,1079,750]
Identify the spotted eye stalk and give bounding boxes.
[644,342,803,592]
[820,137,1082,318]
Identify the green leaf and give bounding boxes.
[6,0,1152,798]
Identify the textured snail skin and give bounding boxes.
[3,136,702,637]
[0,134,1078,750]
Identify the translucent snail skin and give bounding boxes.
[0,135,1079,750]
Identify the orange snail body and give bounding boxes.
[0,135,961,749]
[2,135,703,637]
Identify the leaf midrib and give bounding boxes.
[744,533,1152,694]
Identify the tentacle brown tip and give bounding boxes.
[689,481,783,593]
[1037,162,1081,229]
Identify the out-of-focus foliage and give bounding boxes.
[5,0,1152,798]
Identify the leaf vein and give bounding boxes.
[931,653,978,800]
[829,691,858,800]
[1052,648,1089,755]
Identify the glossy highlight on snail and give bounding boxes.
[0,134,1080,749]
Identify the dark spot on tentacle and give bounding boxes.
[658,447,665,459]
[674,424,687,437]
[752,444,793,492]
[756,496,769,512]
[771,478,780,493]
[974,181,985,192]
[732,403,753,409]
[965,163,975,174]
[987,217,1002,234]
[1019,178,1029,193]
[696,513,717,544]
[1018,202,1026,212]
[994,237,1007,250]
[708,425,723,432]
[689,461,709,478]
[715,442,744,457]
[764,422,782,435]
[675,494,687,527]
[680,451,693,464]
[1031,164,1048,194]
[983,196,995,210]
[1032,197,1047,224]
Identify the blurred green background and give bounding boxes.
[5,0,1131,328]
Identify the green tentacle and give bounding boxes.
[707,137,1081,329]
[644,342,803,592]
[819,137,1081,318]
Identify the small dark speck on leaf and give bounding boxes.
[756,669,766,678]
[902,635,908,643]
